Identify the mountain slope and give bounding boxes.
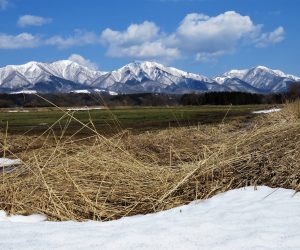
[218,77,262,93]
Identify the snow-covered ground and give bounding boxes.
[10,90,37,94]
[7,110,29,113]
[66,107,106,111]
[70,90,91,94]
[94,89,118,95]
[0,158,22,167]
[0,157,22,173]
[252,108,281,114]
[1,186,300,249]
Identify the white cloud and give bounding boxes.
[195,51,227,62]
[0,33,40,49]
[17,15,52,28]
[107,41,180,59]
[0,0,8,10]
[100,11,285,62]
[100,21,179,60]
[0,30,99,50]
[255,26,285,48]
[68,54,98,70]
[174,11,261,54]
[46,30,99,49]
[101,21,160,46]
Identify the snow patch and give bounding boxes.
[108,90,118,95]
[0,211,46,223]
[1,186,300,249]
[0,158,22,167]
[252,108,281,114]
[94,89,118,95]
[7,110,29,113]
[10,90,37,94]
[66,107,106,111]
[70,90,91,94]
[0,158,22,173]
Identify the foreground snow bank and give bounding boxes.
[1,186,300,250]
[252,108,281,114]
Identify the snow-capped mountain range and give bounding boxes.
[0,60,299,94]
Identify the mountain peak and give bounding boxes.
[255,65,270,70]
[111,60,211,85]
[50,60,93,70]
[223,68,249,79]
[52,59,75,66]
[121,61,165,70]
[252,65,290,79]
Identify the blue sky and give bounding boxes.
[0,0,299,76]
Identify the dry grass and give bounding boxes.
[0,101,299,221]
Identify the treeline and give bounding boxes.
[288,83,300,101]
[0,89,298,108]
[0,93,180,108]
[180,83,300,105]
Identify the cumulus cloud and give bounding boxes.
[174,12,261,54]
[101,21,160,46]
[108,41,180,59]
[100,21,179,60]
[46,30,99,49]
[100,21,180,60]
[100,11,284,62]
[255,26,285,48]
[0,33,40,49]
[68,54,98,70]
[17,15,52,28]
[195,51,227,63]
[0,0,8,10]
[0,30,99,50]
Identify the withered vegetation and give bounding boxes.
[0,101,299,221]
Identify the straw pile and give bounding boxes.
[0,101,299,221]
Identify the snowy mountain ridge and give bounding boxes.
[0,60,299,94]
[214,66,300,93]
[0,60,105,88]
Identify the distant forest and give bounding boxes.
[0,84,299,108]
